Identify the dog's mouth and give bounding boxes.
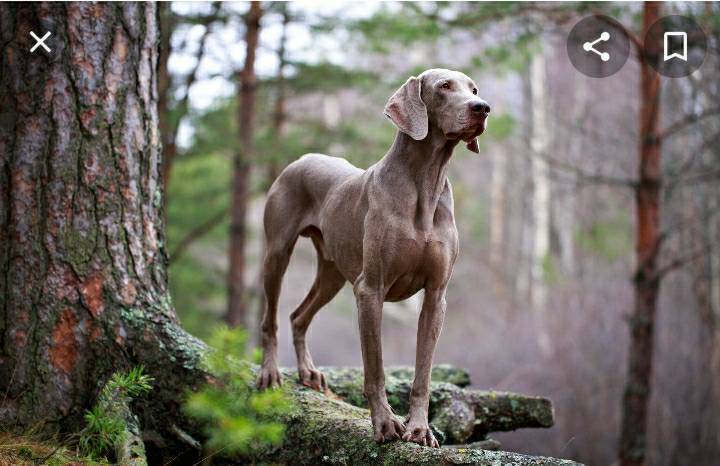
[445,115,488,154]
[463,126,485,142]
[454,112,488,136]
[447,119,487,142]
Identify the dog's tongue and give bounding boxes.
[466,138,480,154]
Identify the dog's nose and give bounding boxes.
[471,101,491,114]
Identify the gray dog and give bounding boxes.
[256,68,490,447]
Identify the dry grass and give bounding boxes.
[0,432,106,466]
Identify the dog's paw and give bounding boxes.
[298,367,328,392]
[402,422,439,448]
[256,365,283,390]
[372,412,405,443]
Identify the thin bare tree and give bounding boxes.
[227,1,263,328]
[619,4,663,465]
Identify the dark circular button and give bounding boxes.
[644,15,707,78]
[567,15,631,78]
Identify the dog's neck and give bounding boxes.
[378,127,459,230]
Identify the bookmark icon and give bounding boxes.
[664,32,687,61]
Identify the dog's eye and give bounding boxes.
[472,88,478,95]
[441,82,451,90]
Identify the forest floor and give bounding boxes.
[0,432,105,466]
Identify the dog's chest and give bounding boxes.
[384,221,458,301]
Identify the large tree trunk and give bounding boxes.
[0,5,208,458]
[226,2,262,328]
[619,3,663,466]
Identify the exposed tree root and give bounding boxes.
[317,366,553,443]
[243,386,579,466]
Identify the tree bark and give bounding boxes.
[226,1,262,328]
[157,1,174,200]
[619,3,663,466]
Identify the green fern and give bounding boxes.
[105,365,154,397]
[79,366,154,460]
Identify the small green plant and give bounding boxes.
[185,326,290,456]
[79,366,154,460]
[17,446,33,459]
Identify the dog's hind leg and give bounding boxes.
[256,238,296,389]
[290,231,345,392]
[256,205,299,389]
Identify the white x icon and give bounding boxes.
[30,31,51,53]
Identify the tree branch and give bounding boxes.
[663,128,720,193]
[657,107,720,141]
[524,147,637,189]
[591,10,643,53]
[169,2,223,141]
[169,210,228,264]
[670,168,720,188]
[657,244,714,279]
[659,205,720,242]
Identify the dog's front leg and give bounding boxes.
[403,287,446,448]
[354,276,405,443]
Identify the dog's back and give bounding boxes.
[264,153,362,239]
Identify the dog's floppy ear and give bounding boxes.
[384,76,428,141]
[466,138,480,154]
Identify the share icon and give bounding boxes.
[583,31,610,62]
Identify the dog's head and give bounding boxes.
[384,69,490,154]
